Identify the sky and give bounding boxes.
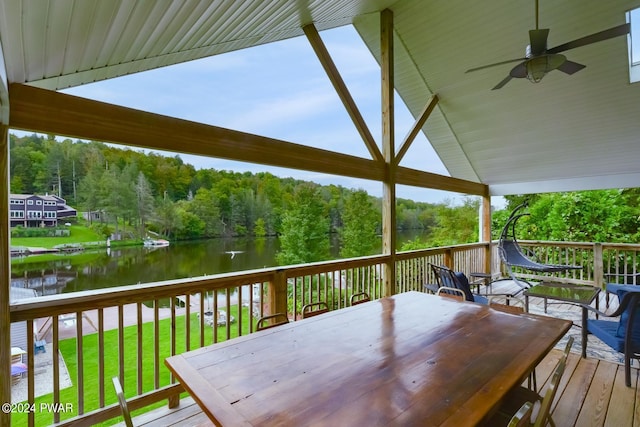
[19,25,479,205]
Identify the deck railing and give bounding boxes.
[8,240,640,426]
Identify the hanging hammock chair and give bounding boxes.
[498,202,582,290]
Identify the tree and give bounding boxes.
[339,190,379,257]
[155,197,182,238]
[175,206,205,239]
[77,148,105,224]
[99,167,127,233]
[428,198,480,246]
[276,184,330,265]
[135,172,155,236]
[187,188,222,237]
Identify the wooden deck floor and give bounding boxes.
[114,289,640,427]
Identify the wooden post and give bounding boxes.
[593,243,603,290]
[0,123,10,426]
[269,270,288,316]
[444,249,453,269]
[481,190,492,275]
[381,9,396,297]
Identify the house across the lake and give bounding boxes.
[9,194,77,228]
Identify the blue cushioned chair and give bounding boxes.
[581,284,640,386]
[430,264,488,304]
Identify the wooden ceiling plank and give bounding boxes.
[395,94,439,166]
[8,84,384,182]
[303,23,384,163]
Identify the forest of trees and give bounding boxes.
[11,133,640,262]
[494,193,640,244]
[9,134,480,258]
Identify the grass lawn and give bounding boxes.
[11,225,104,249]
[12,306,252,426]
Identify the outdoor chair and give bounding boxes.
[604,272,640,307]
[301,302,329,319]
[430,264,488,304]
[581,285,640,386]
[112,376,134,427]
[497,336,574,425]
[488,295,527,314]
[256,313,290,331]
[508,402,534,427]
[436,286,465,301]
[485,339,570,427]
[350,292,371,306]
[497,202,581,293]
[484,401,533,427]
[487,295,538,391]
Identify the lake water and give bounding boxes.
[11,232,428,296]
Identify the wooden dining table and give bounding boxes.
[165,291,571,426]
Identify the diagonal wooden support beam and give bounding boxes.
[303,24,384,163]
[395,94,439,166]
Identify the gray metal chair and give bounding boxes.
[436,286,465,301]
[430,264,488,304]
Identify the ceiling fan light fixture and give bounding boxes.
[525,54,566,83]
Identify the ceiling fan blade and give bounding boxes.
[492,75,513,90]
[509,62,528,78]
[466,58,526,73]
[529,29,550,55]
[547,22,630,54]
[556,60,586,75]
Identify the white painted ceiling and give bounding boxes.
[0,0,638,196]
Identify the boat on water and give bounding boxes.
[143,239,170,247]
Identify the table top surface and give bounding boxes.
[525,282,601,304]
[165,291,571,427]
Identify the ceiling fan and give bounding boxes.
[466,0,631,90]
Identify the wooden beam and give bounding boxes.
[481,189,492,275]
[395,166,487,196]
[8,84,385,183]
[0,123,10,427]
[303,24,384,163]
[395,94,439,166]
[381,9,396,297]
[8,84,487,198]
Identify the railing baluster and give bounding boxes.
[184,295,191,352]
[98,309,105,407]
[153,298,160,390]
[76,311,84,415]
[26,320,34,427]
[199,291,205,346]
[137,302,143,394]
[170,296,176,358]
[213,290,218,343]
[225,287,231,339]
[118,305,125,392]
[53,316,60,423]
